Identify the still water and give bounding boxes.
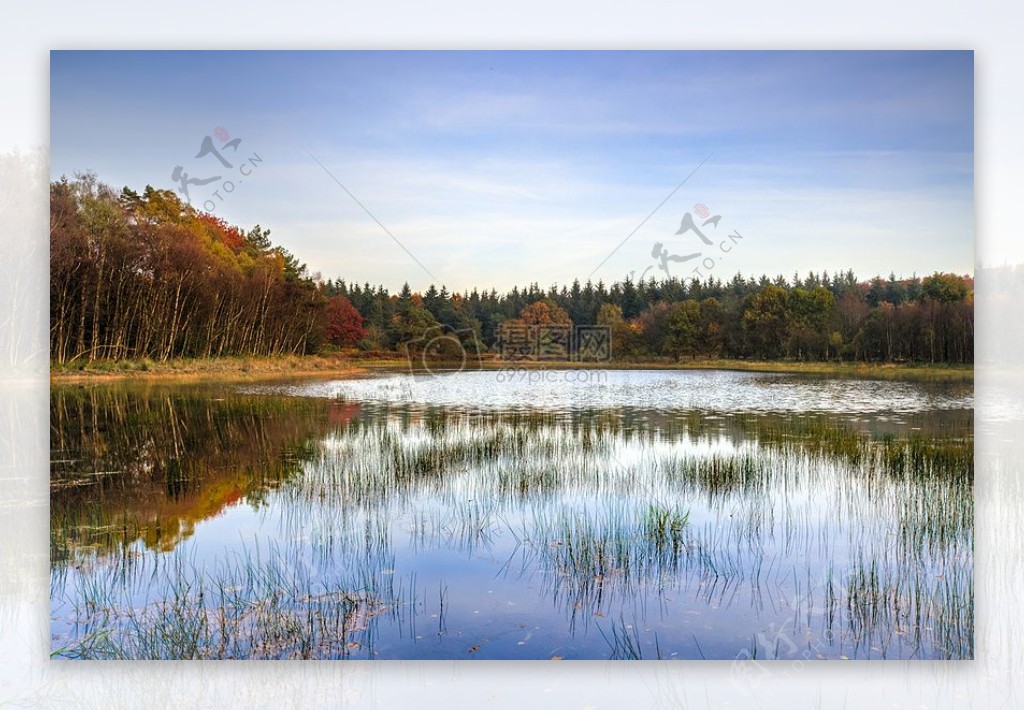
[50,369,973,660]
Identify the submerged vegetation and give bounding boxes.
[51,377,973,660]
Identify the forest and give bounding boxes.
[50,175,974,365]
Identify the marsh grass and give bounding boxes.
[52,397,973,660]
[51,540,412,660]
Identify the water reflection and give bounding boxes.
[268,369,974,415]
[51,385,331,557]
[50,373,973,660]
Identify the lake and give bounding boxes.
[50,369,973,660]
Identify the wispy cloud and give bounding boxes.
[50,50,974,291]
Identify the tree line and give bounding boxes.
[331,268,972,364]
[51,175,973,365]
[51,175,359,363]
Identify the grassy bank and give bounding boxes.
[493,358,974,382]
[50,354,403,384]
[693,358,973,381]
[51,354,973,384]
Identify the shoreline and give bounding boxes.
[50,354,974,385]
[50,355,401,385]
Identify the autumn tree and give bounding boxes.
[597,303,642,359]
[518,299,572,326]
[922,272,970,304]
[699,298,725,357]
[50,175,325,362]
[324,296,366,347]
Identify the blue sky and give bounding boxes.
[50,50,974,292]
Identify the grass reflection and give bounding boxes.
[51,386,973,660]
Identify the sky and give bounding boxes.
[50,50,974,293]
